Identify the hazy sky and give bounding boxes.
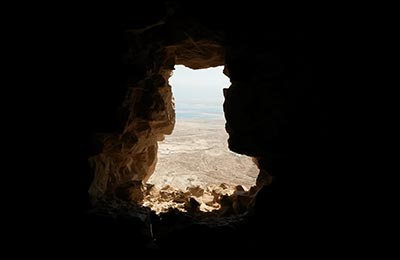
[169,65,230,119]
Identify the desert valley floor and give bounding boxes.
[147,118,259,190]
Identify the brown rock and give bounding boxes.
[256,169,273,187]
[235,185,245,192]
[219,183,230,189]
[233,191,252,214]
[187,186,204,197]
[219,195,233,215]
[144,183,159,197]
[172,191,187,203]
[115,181,144,202]
[165,39,224,69]
[185,197,201,212]
[201,192,215,206]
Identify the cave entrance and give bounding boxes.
[143,65,258,213]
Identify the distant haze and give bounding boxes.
[169,65,230,119]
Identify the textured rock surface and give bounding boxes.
[88,10,227,202]
[36,0,341,254]
[142,183,239,214]
[76,2,327,252]
[89,70,175,199]
[166,39,224,69]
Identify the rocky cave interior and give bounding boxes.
[47,1,332,254]
[88,37,266,213]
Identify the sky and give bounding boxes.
[169,65,230,119]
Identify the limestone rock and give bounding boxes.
[201,192,215,206]
[186,186,204,197]
[232,190,251,214]
[185,197,201,212]
[235,185,245,192]
[165,39,224,69]
[115,181,144,202]
[256,169,273,187]
[172,192,187,203]
[89,68,175,201]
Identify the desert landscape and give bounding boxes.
[147,118,259,191]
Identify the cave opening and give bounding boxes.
[143,65,258,213]
[88,39,268,218]
[76,6,320,251]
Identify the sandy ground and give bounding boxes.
[147,118,258,190]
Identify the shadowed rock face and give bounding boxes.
[87,3,320,206]
[87,13,229,200]
[64,1,331,252]
[166,39,225,69]
[88,42,226,200]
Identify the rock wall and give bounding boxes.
[34,1,338,253]
[86,2,319,224]
[88,17,226,200]
[89,67,175,199]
